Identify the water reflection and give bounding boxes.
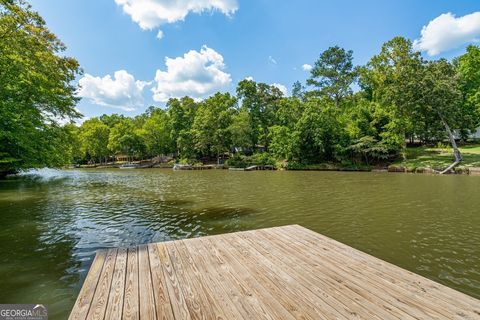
[0,169,479,319]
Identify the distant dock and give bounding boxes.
[69,225,480,319]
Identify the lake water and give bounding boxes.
[0,168,479,319]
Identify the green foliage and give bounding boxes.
[346,99,403,157]
[192,93,236,158]
[347,136,390,165]
[457,45,480,129]
[68,45,480,168]
[79,119,110,163]
[139,109,173,157]
[229,108,252,150]
[225,154,250,168]
[292,99,349,163]
[250,152,276,166]
[362,36,479,153]
[307,46,357,107]
[236,79,283,148]
[291,81,305,99]
[167,97,197,156]
[268,125,295,160]
[0,0,81,173]
[225,153,275,168]
[108,120,145,159]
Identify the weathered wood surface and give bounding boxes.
[69,225,480,319]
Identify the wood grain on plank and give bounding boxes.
[69,250,107,320]
[156,243,191,320]
[138,244,157,320]
[147,244,175,320]
[104,247,128,320]
[174,239,245,319]
[87,248,118,320]
[228,232,381,319]
[164,240,222,320]
[204,236,297,320]
[123,247,139,320]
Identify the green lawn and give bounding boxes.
[395,144,480,171]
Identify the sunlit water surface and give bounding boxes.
[0,168,479,319]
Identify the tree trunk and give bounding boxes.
[439,118,462,174]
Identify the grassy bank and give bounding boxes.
[392,144,480,172]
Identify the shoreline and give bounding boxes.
[63,164,480,176]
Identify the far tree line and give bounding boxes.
[67,40,480,171]
[1,1,480,174]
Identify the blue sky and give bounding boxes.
[29,0,480,120]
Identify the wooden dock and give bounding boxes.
[69,225,480,319]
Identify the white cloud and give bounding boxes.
[152,45,232,102]
[268,56,277,65]
[114,0,238,31]
[413,12,480,56]
[78,70,149,111]
[302,64,313,71]
[272,83,288,96]
[244,76,254,81]
[156,30,164,40]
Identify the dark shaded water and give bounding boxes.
[0,168,479,319]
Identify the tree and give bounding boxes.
[99,114,126,128]
[457,45,480,109]
[192,92,236,162]
[422,59,464,173]
[236,79,283,149]
[62,124,83,164]
[307,46,357,107]
[0,0,81,174]
[293,99,348,163]
[345,99,404,162]
[108,120,145,161]
[364,37,470,172]
[268,125,295,160]
[361,37,423,142]
[139,109,173,157]
[79,119,110,164]
[291,81,305,99]
[229,108,252,152]
[275,97,304,128]
[457,45,480,135]
[167,97,198,157]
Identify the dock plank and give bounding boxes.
[86,248,118,320]
[147,244,175,320]
[186,236,276,320]
[204,236,299,320]
[165,240,224,320]
[70,225,480,320]
[69,250,107,320]
[138,245,157,320]
[123,247,139,320]
[104,247,127,320]
[155,243,191,320]
[174,240,246,319]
